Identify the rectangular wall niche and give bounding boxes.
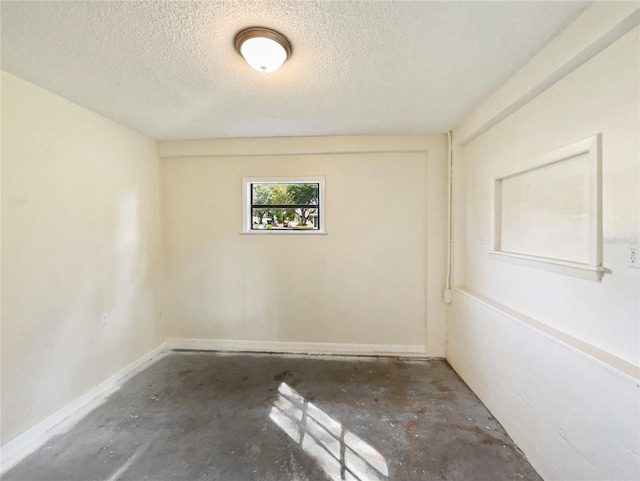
[490,134,604,281]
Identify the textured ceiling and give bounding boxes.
[1,1,590,140]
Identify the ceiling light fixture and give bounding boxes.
[234,27,292,74]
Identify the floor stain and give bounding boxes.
[273,369,299,387]
[4,353,542,481]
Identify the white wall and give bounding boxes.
[158,135,448,356]
[449,3,639,480]
[450,290,639,481]
[1,72,163,446]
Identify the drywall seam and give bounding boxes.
[158,149,432,159]
[454,287,639,382]
[165,338,426,357]
[156,134,442,158]
[0,343,167,475]
[457,4,640,145]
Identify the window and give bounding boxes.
[242,177,326,234]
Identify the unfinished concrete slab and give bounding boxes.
[5,352,542,481]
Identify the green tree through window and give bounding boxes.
[250,182,320,230]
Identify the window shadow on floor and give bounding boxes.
[269,382,389,481]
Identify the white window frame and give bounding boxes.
[241,176,326,234]
[489,134,604,281]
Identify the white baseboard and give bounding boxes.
[0,343,167,475]
[165,337,427,357]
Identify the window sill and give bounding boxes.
[488,250,606,282]
[240,230,328,235]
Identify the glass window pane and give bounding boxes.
[251,207,319,230]
[246,179,323,232]
[251,183,319,206]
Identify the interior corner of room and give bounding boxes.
[1,1,639,480]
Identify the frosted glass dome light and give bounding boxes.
[234,27,292,74]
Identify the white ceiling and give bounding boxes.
[1,1,591,140]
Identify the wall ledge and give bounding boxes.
[449,288,640,480]
[453,287,639,382]
[488,251,606,282]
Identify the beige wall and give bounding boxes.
[1,72,164,444]
[158,135,448,355]
[448,3,639,479]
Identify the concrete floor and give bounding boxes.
[5,352,542,481]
